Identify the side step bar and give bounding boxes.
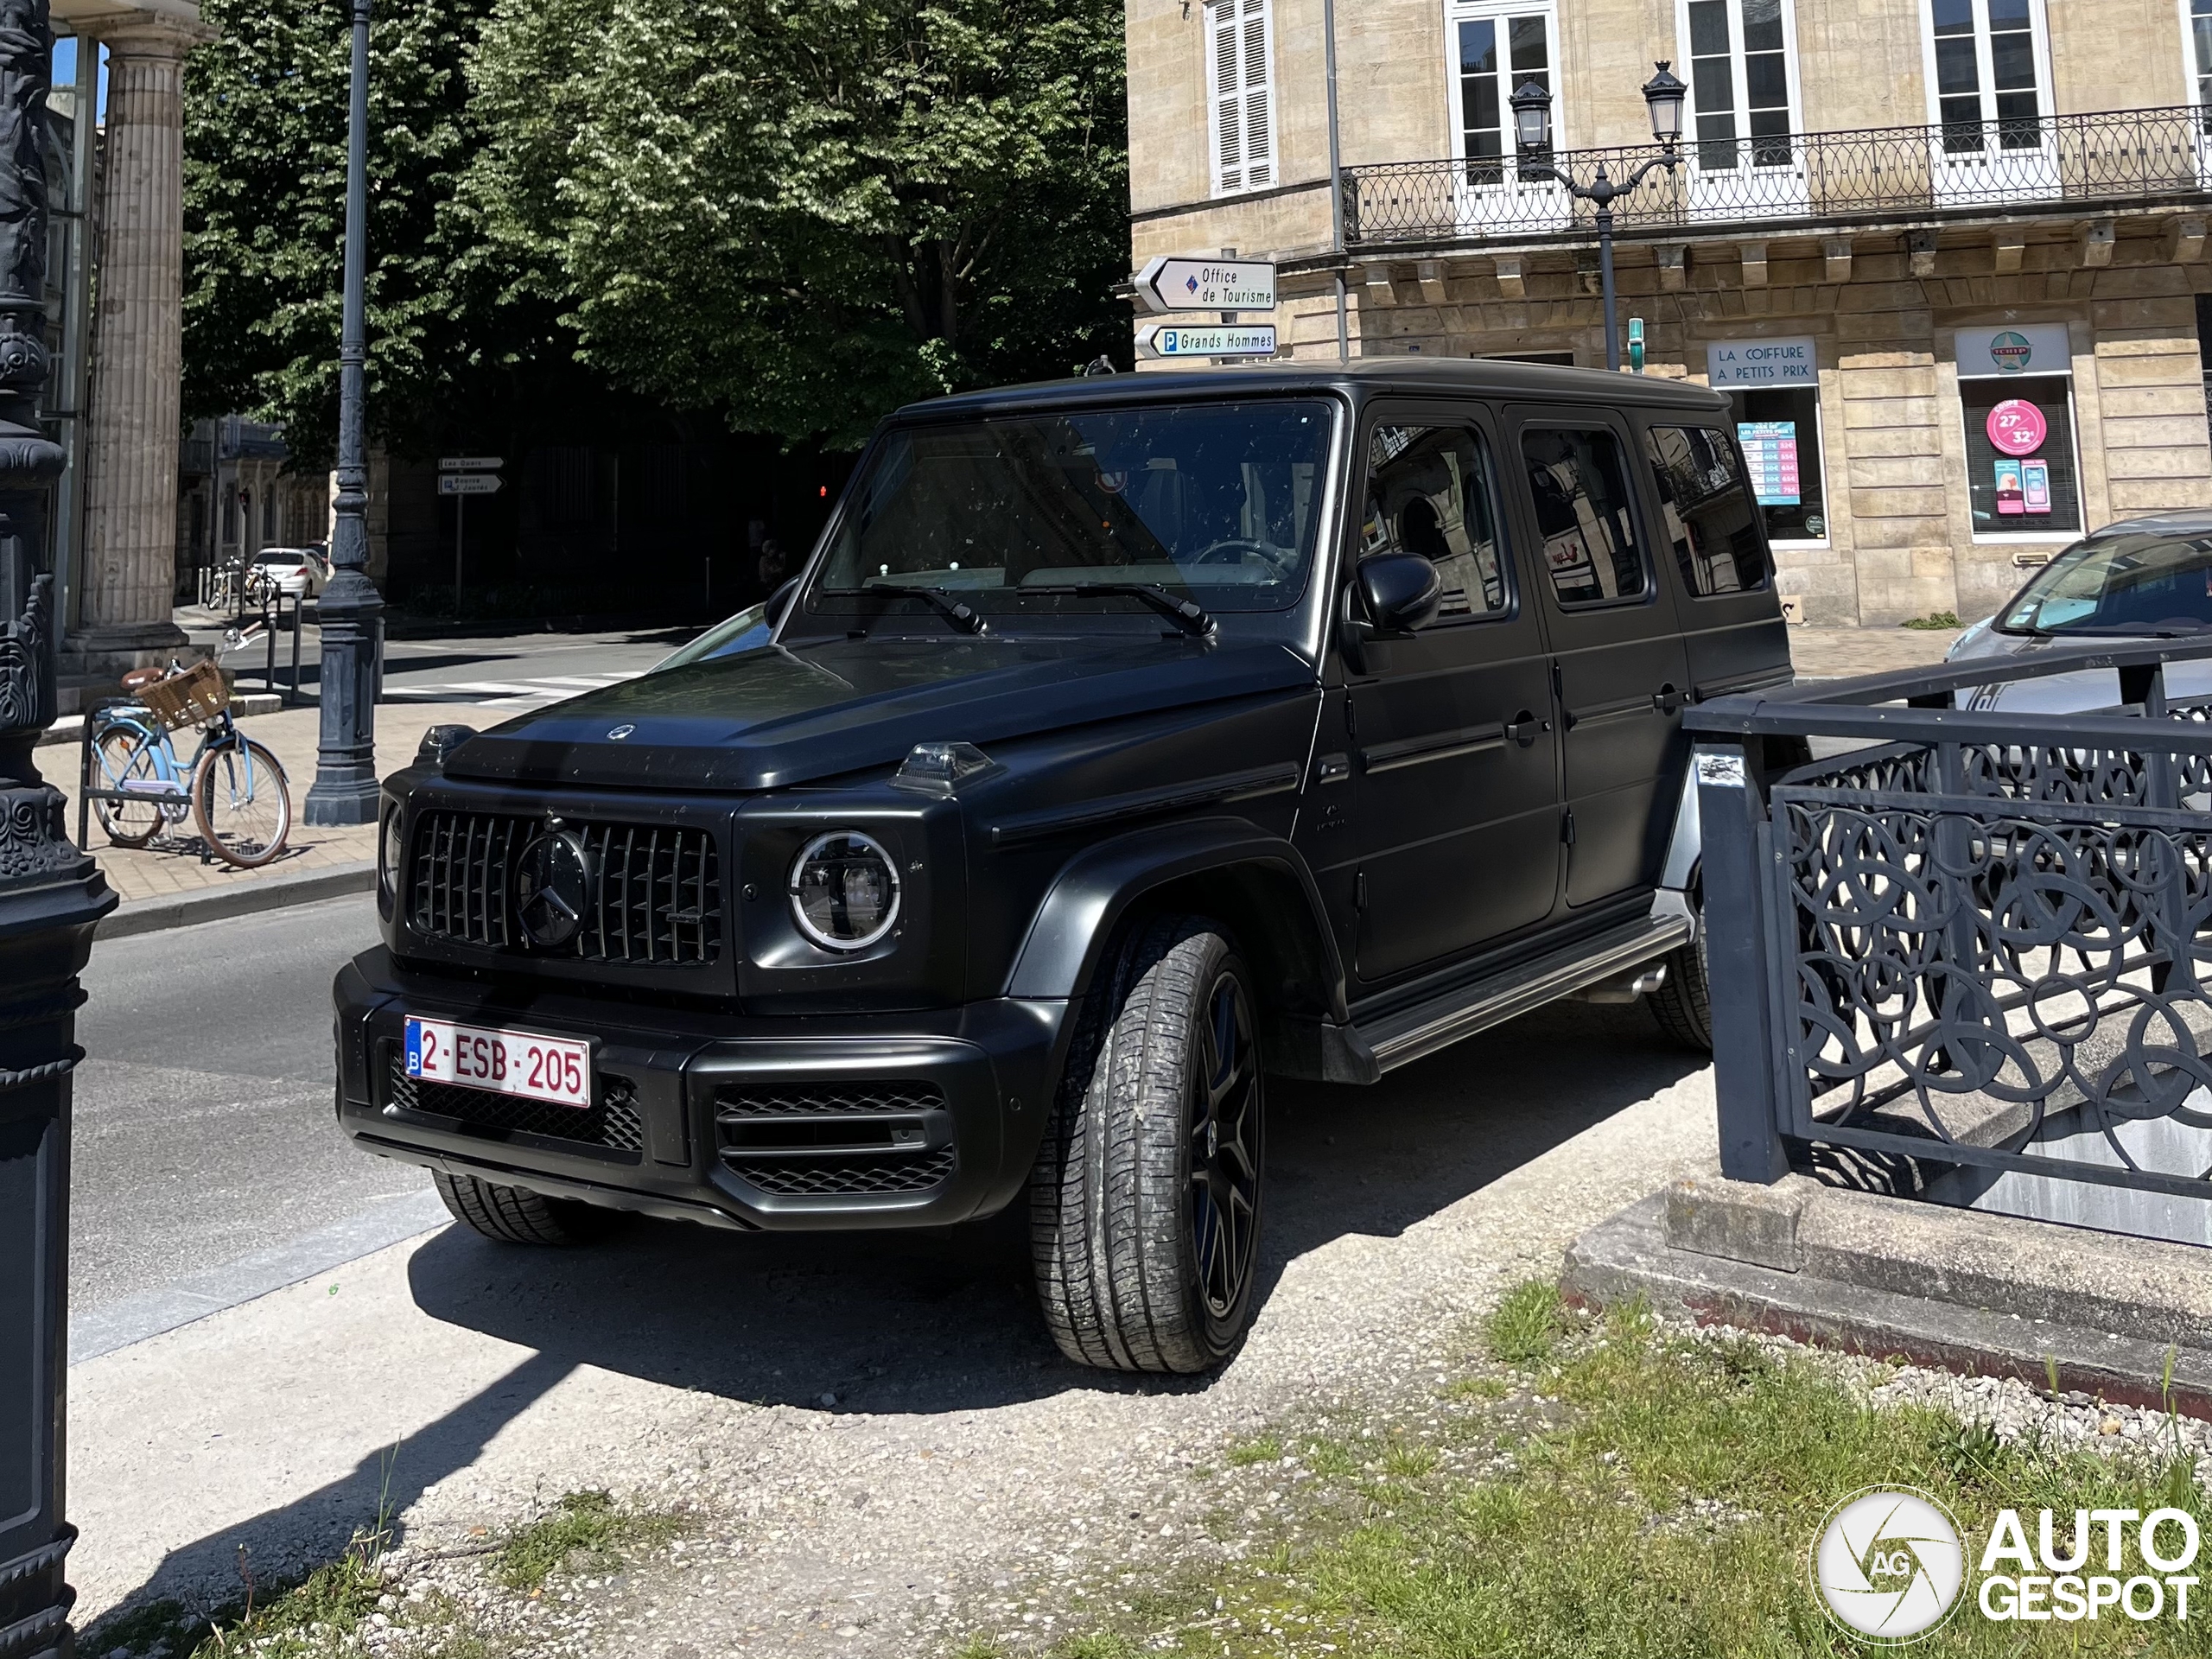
[1348,914,1693,1077]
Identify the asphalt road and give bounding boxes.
[72,893,416,1315]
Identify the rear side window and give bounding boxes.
[1644,425,1770,596]
[1520,427,1646,606]
[1360,423,1511,621]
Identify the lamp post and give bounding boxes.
[0,5,118,1657]
[302,0,381,827]
[1512,63,1688,372]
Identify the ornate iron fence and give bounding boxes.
[1346,103,2212,248]
[1691,639,2212,1220]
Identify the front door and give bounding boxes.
[1347,407,1561,985]
[1507,414,1692,910]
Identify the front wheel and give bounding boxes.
[191,735,291,868]
[1648,906,1713,1051]
[1030,914,1265,1373]
[434,1172,613,1246]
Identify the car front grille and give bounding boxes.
[714,1080,955,1198]
[408,810,721,965]
[383,1052,645,1158]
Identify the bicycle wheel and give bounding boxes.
[191,735,292,868]
[92,725,171,848]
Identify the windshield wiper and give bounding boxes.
[839,584,986,636]
[1021,582,1214,639]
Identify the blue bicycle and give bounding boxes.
[90,627,292,868]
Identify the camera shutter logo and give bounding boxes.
[1812,1486,1966,1642]
[514,829,592,949]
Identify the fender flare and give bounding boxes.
[1001,815,1347,1019]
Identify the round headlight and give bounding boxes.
[378,808,404,898]
[789,830,901,951]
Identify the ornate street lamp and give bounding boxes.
[302,0,380,826]
[1513,63,1688,372]
[0,3,118,1655]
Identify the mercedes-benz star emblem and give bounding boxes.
[607,724,635,741]
[514,830,591,949]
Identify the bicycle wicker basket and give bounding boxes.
[136,658,229,732]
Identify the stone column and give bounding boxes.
[70,17,208,666]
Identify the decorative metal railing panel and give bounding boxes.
[1345,103,2212,248]
[1688,640,2212,1211]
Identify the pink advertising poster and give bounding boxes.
[1986,399,2048,457]
[2021,459,2051,515]
[1993,459,2025,515]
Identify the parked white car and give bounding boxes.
[1944,509,2212,710]
[248,546,331,601]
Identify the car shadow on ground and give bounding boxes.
[83,1000,1703,1633]
[402,997,1702,1418]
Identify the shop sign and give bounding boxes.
[1986,398,2048,456]
[1955,323,2071,378]
[1707,336,1817,388]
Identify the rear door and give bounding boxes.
[1505,411,1691,909]
[1634,417,1792,702]
[1345,404,1561,985]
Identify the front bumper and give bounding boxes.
[334,949,1069,1231]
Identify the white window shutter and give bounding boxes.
[1209,0,1274,194]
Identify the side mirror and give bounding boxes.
[1357,552,1443,637]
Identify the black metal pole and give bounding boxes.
[1597,196,1619,372]
[0,5,118,1656]
[302,0,380,827]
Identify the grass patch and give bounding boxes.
[1004,1317,2212,1658]
[1903,610,1962,629]
[492,1489,684,1592]
[1226,1435,1284,1467]
[1483,1279,1567,1364]
[89,1528,397,1659]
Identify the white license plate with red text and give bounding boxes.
[404,1016,591,1109]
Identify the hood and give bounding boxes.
[1946,620,2212,711]
[442,633,1318,791]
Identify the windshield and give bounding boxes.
[802,400,1334,626]
[1998,531,2212,637]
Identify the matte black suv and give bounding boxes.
[334,359,1791,1372]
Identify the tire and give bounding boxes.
[191,735,291,868]
[93,725,167,848]
[433,1171,613,1246]
[1648,924,1713,1051]
[1030,914,1266,1374]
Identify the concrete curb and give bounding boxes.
[99,859,376,940]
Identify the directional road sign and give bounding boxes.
[1135,257,1277,315]
[438,473,503,495]
[438,455,503,472]
[1137,322,1278,360]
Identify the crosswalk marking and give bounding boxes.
[381,671,641,706]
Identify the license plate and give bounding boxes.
[403,1016,591,1109]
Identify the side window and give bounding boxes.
[1644,424,1770,596]
[1519,427,1647,606]
[1361,423,1512,621]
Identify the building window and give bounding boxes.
[1683,0,1796,170]
[1955,325,2081,539]
[1208,0,1274,196]
[1450,3,1554,186]
[2187,0,2212,122]
[1928,0,2045,152]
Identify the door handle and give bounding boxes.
[1651,683,1686,716]
[1507,711,1550,747]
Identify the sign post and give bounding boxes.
[437,457,503,610]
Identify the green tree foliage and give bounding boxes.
[469,0,1131,447]
[181,0,592,465]
[183,0,1131,458]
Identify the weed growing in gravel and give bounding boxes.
[1483,1280,1567,1363]
[1226,1435,1284,1467]
[86,1529,392,1659]
[996,1281,2212,1658]
[492,1489,685,1592]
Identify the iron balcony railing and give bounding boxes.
[1345,103,2212,248]
[1691,637,2212,1230]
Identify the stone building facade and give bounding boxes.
[1128,0,2212,624]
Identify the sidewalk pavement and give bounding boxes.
[51,701,488,925]
[1789,622,1961,679]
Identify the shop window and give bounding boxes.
[1717,385,1827,543]
[1957,372,2081,537]
[1520,428,1647,607]
[1644,425,1770,595]
[1208,0,1274,196]
[1362,424,1512,621]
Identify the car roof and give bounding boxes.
[896,359,1732,423]
[2090,509,2212,539]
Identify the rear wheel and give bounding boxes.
[1030,914,1265,1373]
[93,725,168,848]
[433,1172,613,1246]
[1648,905,1713,1051]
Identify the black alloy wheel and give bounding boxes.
[1190,967,1262,1331]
